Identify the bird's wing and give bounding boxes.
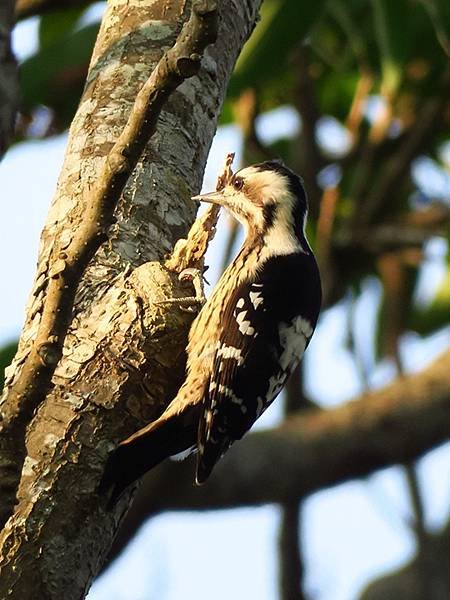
[196,256,316,484]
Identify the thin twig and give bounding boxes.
[345,71,373,139]
[394,351,432,597]
[355,64,449,227]
[279,501,306,600]
[165,152,235,274]
[316,185,339,305]
[234,88,272,161]
[294,47,323,220]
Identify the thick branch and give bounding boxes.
[2,0,218,426]
[108,349,450,562]
[336,222,446,255]
[0,0,262,596]
[0,0,218,528]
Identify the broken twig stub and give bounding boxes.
[165,152,235,274]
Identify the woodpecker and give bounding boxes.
[101,160,321,503]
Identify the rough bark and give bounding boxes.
[0,0,218,528]
[0,1,261,598]
[0,0,18,159]
[107,348,450,563]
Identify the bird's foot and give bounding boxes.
[157,268,207,313]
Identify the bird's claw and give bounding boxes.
[156,268,206,313]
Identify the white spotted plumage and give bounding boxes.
[249,290,264,309]
[235,310,256,336]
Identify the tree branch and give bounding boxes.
[360,517,450,599]
[279,501,306,600]
[278,366,308,600]
[293,47,324,220]
[15,0,90,20]
[0,0,218,529]
[107,348,450,563]
[354,64,450,227]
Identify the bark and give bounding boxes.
[107,348,450,563]
[0,0,218,528]
[0,1,261,598]
[0,0,18,159]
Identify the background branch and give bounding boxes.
[106,348,450,564]
[15,0,90,19]
[294,47,323,220]
[355,65,450,227]
[278,366,308,600]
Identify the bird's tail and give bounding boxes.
[100,405,200,507]
[195,436,233,485]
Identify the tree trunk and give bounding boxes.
[0,1,261,598]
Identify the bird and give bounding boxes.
[101,160,322,504]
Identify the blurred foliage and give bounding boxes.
[228,0,328,99]
[11,0,450,355]
[17,7,99,135]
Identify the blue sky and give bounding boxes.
[2,13,450,600]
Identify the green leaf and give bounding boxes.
[410,263,450,335]
[371,0,405,94]
[418,0,450,57]
[228,0,327,98]
[20,23,100,127]
[39,6,86,49]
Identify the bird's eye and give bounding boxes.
[232,176,244,191]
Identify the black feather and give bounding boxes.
[196,251,321,482]
[100,406,200,507]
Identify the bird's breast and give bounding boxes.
[186,245,264,371]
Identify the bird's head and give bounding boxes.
[193,161,309,253]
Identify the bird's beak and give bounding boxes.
[191,190,226,205]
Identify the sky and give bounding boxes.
[2,13,450,600]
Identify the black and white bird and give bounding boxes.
[102,160,321,502]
